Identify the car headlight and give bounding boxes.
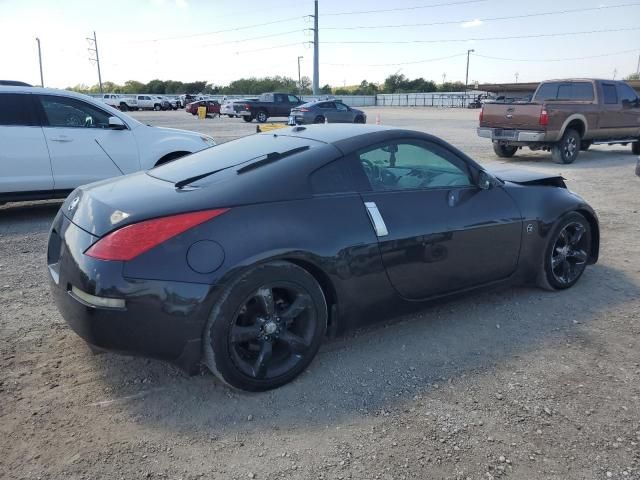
[200,136,216,146]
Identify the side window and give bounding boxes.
[137,96,143,100]
[274,94,285,103]
[602,84,618,104]
[310,157,357,194]
[534,82,559,101]
[319,102,335,109]
[335,102,348,111]
[617,83,638,104]
[358,141,473,191]
[39,95,111,128]
[287,95,300,103]
[0,93,38,126]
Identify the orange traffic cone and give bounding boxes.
[375,113,381,125]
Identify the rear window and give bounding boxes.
[0,93,38,126]
[149,133,321,182]
[535,82,594,101]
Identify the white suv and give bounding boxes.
[0,86,216,203]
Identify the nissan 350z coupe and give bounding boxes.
[48,125,599,391]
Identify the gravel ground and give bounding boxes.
[1,108,639,480]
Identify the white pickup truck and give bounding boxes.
[118,95,165,112]
[0,86,217,203]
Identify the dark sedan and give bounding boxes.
[48,125,599,391]
[186,99,220,116]
[290,100,366,124]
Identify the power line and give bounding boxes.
[200,29,305,48]
[322,26,640,45]
[323,2,640,30]
[323,0,488,16]
[474,49,640,63]
[234,41,306,55]
[322,53,468,67]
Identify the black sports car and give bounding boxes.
[48,125,599,391]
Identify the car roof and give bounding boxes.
[267,124,393,144]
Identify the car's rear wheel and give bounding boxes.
[120,103,128,112]
[314,116,325,124]
[242,115,253,123]
[552,129,581,164]
[632,140,640,155]
[203,261,327,391]
[538,212,591,291]
[492,142,518,158]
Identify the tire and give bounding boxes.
[580,140,592,151]
[120,103,128,112]
[552,129,581,164]
[154,104,161,111]
[354,115,365,124]
[538,212,591,291]
[256,110,268,123]
[492,142,518,158]
[632,140,640,155]
[203,261,327,392]
[313,116,325,124]
[242,115,253,123]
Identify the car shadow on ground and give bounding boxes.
[0,201,61,235]
[501,148,637,169]
[87,261,638,435]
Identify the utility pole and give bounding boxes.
[613,68,617,80]
[297,55,303,94]
[35,38,44,87]
[636,53,640,75]
[87,31,103,93]
[312,0,319,95]
[465,49,474,106]
[515,72,519,84]
[442,73,446,85]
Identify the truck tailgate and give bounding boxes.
[481,103,543,130]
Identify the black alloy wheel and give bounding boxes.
[540,212,591,290]
[256,110,268,123]
[354,115,365,124]
[313,116,325,124]
[552,129,581,164]
[203,262,327,391]
[243,115,253,123]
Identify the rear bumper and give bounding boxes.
[47,210,213,374]
[477,127,547,143]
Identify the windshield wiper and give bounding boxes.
[174,146,309,189]
[236,146,309,174]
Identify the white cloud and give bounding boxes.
[175,0,188,8]
[461,19,483,28]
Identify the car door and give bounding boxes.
[0,92,53,194]
[273,94,288,116]
[37,94,139,189]
[318,102,336,122]
[334,102,352,123]
[598,82,624,136]
[357,139,522,300]
[617,82,640,137]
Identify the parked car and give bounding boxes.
[0,86,216,203]
[234,92,303,123]
[478,78,640,163]
[48,124,599,391]
[96,93,122,109]
[186,99,221,117]
[153,96,173,111]
[0,80,32,86]
[220,98,258,118]
[289,100,366,124]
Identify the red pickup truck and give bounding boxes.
[477,79,640,163]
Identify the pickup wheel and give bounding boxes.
[632,140,640,155]
[492,142,518,158]
[120,103,128,112]
[154,104,162,111]
[256,110,268,123]
[243,115,253,123]
[552,129,581,164]
[580,141,592,151]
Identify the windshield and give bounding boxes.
[149,133,322,183]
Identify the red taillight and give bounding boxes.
[298,107,309,112]
[479,106,484,124]
[244,103,251,109]
[539,108,549,126]
[85,209,229,261]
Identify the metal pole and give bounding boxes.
[36,38,44,87]
[312,0,319,95]
[465,49,474,107]
[297,56,303,94]
[636,53,640,75]
[93,31,103,93]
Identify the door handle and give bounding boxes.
[364,202,389,237]
[49,135,72,142]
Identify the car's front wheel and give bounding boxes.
[203,261,327,391]
[256,110,268,123]
[538,212,591,290]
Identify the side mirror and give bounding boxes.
[108,116,126,130]
[477,170,493,190]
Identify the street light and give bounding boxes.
[465,49,475,106]
[297,56,304,94]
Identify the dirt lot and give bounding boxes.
[1,108,639,480]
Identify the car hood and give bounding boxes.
[488,167,566,187]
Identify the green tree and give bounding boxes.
[625,73,640,81]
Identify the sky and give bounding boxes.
[1,0,639,89]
